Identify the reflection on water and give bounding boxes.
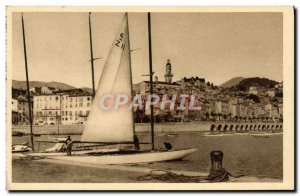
[12,132,283,179]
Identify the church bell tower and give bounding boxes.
[164,59,173,83]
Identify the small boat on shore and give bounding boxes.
[12,142,32,153]
[250,133,271,138]
[235,132,249,136]
[202,133,224,137]
[12,131,25,137]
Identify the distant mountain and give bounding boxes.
[220,77,245,88]
[12,80,76,90]
[229,77,279,91]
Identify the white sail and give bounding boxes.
[81,14,134,143]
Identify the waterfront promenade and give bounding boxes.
[12,122,283,135]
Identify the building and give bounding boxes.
[164,59,173,83]
[61,93,92,125]
[177,76,206,91]
[30,86,58,95]
[266,89,276,97]
[133,81,181,95]
[12,98,19,125]
[33,94,61,125]
[248,86,264,96]
[33,89,93,125]
[210,99,230,116]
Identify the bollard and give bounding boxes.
[210,150,223,170]
[207,150,231,182]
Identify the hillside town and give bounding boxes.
[12,59,283,126]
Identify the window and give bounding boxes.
[69,111,72,116]
[62,111,64,116]
[65,111,68,115]
[49,111,52,115]
[56,96,59,101]
[87,103,90,107]
[79,103,83,107]
[86,111,90,116]
[50,97,52,101]
[87,97,90,101]
[79,111,82,116]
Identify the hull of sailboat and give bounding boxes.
[22,148,121,157]
[48,148,198,165]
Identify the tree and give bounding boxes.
[217,113,222,121]
[246,94,260,103]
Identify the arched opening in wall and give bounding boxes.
[271,125,274,130]
[217,124,222,131]
[258,125,261,130]
[276,125,279,129]
[280,125,283,129]
[249,125,253,130]
[235,125,239,130]
[223,124,228,131]
[245,125,248,130]
[229,125,234,131]
[253,125,257,130]
[267,125,270,129]
[262,125,266,130]
[240,125,244,130]
[210,124,216,131]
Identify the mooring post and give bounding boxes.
[210,150,223,170]
[208,150,231,182]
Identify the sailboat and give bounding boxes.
[21,13,197,164]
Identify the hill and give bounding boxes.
[229,77,279,91]
[12,80,76,90]
[220,77,245,88]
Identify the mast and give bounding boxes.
[126,13,136,140]
[89,12,96,98]
[147,12,155,151]
[21,13,35,151]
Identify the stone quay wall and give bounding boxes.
[12,122,283,135]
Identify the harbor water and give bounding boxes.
[12,131,283,182]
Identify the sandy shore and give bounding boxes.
[12,156,282,183]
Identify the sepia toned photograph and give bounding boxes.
[6,7,294,191]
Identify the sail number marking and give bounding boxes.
[115,33,125,50]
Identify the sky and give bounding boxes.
[12,12,283,88]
